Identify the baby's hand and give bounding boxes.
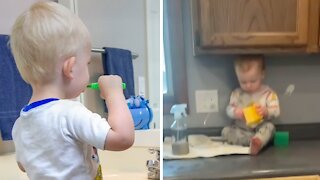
[255,104,268,118]
[98,75,123,100]
[234,108,245,121]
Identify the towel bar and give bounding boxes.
[91,48,138,59]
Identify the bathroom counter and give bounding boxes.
[0,146,155,180]
[164,140,320,179]
[0,153,28,180]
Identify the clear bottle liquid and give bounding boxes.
[171,119,189,155]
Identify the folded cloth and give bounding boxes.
[102,47,135,99]
[0,34,32,140]
[163,135,250,160]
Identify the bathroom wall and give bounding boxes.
[76,0,147,100]
[72,0,146,117]
[145,0,160,128]
[0,0,42,34]
[164,1,320,129]
[0,0,159,129]
[59,0,160,128]
[0,0,45,154]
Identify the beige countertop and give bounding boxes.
[0,153,28,180]
[0,146,153,180]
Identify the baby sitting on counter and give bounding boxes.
[222,55,280,155]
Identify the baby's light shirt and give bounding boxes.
[226,85,280,129]
[12,99,110,180]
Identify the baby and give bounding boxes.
[222,55,280,155]
[10,2,134,179]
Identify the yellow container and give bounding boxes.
[95,164,103,180]
[243,105,262,126]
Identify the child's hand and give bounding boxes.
[234,108,245,121]
[98,75,123,100]
[255,104,268,118]
[98,75,134,151]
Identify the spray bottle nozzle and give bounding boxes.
[170,104,187,120]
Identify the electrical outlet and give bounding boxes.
[195,90,218,113]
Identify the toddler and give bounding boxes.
[222,55,280,155]
[10,2,134,179]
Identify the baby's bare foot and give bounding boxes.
[250,137,262,155]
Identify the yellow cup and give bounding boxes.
[243,105,262,126]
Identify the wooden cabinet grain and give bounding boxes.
[191,0,320,54]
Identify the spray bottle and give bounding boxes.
[170,104,189,155]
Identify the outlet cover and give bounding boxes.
[195,90,218,113]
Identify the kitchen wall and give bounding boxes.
[164,1,320,129]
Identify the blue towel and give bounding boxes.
[0,34,32,140]
[102,47,135,99]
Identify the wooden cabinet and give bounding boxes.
[191,0,320,54]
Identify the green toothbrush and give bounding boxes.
[87,82,126,90]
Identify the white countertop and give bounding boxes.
[0,129,159,179]
[0,147,153,180]
[0,153,28,180]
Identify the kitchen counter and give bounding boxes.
[164,140,320,180]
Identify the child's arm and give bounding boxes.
[226,90,244,121]
[265,91,280,120]
[17,161,25,172]
[98,75,135,151]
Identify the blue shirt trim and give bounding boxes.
[23,98,59,112]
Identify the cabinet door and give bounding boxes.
[194,0,309,48]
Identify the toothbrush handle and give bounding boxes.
[87,82,126,90]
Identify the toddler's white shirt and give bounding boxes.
[12,99,110,180]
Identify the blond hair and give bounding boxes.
[234,55,265,73]
[11,1,91,85]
